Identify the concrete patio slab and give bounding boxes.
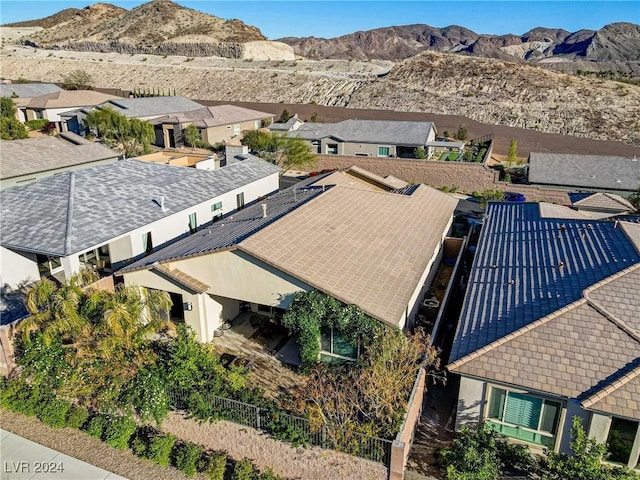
[0,429,127,480]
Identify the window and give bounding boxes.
[142,232,153,255]
[36,254,63,277]
[255,120,261,129]
[236,192,245,209]
[319,328,358,364]
[188,212,197,234]
[326,143,338,155]
[233,124,240,136]
[378,146,390,157]
[486,387,561,447]
[211,201,222,212]
[607,417,638,466]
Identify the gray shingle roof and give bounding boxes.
[449,202,640,362]
[289,119,435,146]
[0,137,120,180]
[117,186,324,273]
[0,83,62,98]
[102,96,204,118]
[151,104,273,128]
[528,153,640,192]
[1,158,280,257]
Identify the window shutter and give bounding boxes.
[504,392,542,429]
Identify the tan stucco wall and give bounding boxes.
[203,118,269,145]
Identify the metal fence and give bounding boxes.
[166,387,393,466]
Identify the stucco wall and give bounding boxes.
[0,247,40,291]
[558,400,590,455]
[204,118,268,145]
[454,375,485,430]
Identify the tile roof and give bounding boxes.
[151,104,273,128]
[528,153,640,192]
[102,96,204,118]
[571,192,636,212]
[240,184,457,327]
[151,264,209,294]
[1,157,280,257]
[117,186,324,273]
[289,119,435,146]
[621,221,640,253]
[0,83,62,98]
[25,90,119,109]
[448,299,640,419]
[311,166,408,192]
[0,137,119,181]
[449,202,640,362]
[269,117,303,131]
[538,203,592,219]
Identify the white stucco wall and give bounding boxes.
[0,247,40,290]
[588,412,611,443]
[455,375,486,430]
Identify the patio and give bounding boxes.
[210,312,304,398]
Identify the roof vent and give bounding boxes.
[158,196,167,212]
[616,179,622,183]
[261,203,267,218]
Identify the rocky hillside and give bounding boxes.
[11,0,265,46]
[2,47,638,146]
[280,22,640,72]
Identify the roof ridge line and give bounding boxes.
[64,171,76,255]
[448,298,588,371]
[584,293,640,344]
[582,262,640,297]
[603,192,634,209]
[581,362,640,408]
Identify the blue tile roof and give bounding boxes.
[449,202,640,362]
[117,185,327,273]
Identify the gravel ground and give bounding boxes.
[1,409,388,480]
[161,411,388,480]
[1,409,196,480]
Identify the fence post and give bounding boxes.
[256,406,261,430]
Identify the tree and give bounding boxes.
[455,124,468,141]
[542,417,638,480]
[441,423,531,480]
[84,107,154,157]
[1,117,28,140]
[507,138,518,163]
[278,109,291,123]
[1,96,17,118]
[241,130,316,174]
[414,146,427,159]
[62,69,94,90]
[183,124,202,148]
[310,112,319,123]
[628,187,640,211]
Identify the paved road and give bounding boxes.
[1,429,126,480]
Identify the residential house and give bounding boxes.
[117,168,458,343]
[61,96,204,140]
[0,133,121,189]
[269,116,304,132]
[569,192,637,219]
[150,104,274,148]
[528,153,640,196]
[282,119,438,159]
[17,90,120,131]
[0,157,280,293]
[0,83,63,122]
[447,202,640,469]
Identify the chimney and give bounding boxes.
[261,203,267,218]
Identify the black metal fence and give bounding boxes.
[167,387,393,466]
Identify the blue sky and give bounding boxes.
[0,1,638,39]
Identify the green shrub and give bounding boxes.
[84,414,108,439]
[37,397,72,428]
[231,459,255,480]
[200,451,227,480]
[130,434,148,457]
[257,467,283,480]
[149,433,177,467]
[24,119,49,131]
[173,442,203,477]
[66,405,90,429]
[104,416,137,450]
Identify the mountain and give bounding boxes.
[11,0,265,46]
[279,22,640,64]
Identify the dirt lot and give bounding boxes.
[1,409,387,480]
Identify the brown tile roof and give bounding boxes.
[26,90,119,109]
[312,166,408,192]
[151,263,209,294]
[239,184,457,327]
[153,104,274,127]
[581,365,640,419]
[574,192,635,212]
[621,221,640,254]
[584,263,640,338]
[538,203,592,219]
[448,299,640,414]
